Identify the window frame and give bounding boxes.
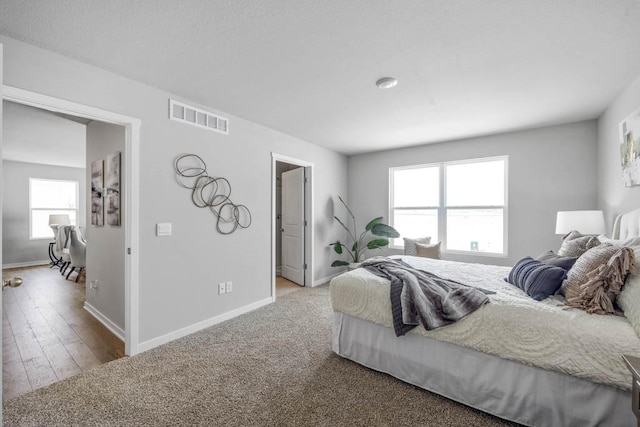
[28,178,80,240]
[389,155,508,257]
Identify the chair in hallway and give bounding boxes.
[65,226,86,283]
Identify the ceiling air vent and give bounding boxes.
[169,99,229,135]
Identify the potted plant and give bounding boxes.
[329,196,400,268]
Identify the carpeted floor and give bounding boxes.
[3,285,518,426]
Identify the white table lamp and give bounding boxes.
[555,210,605,235]
[49,214,71,227]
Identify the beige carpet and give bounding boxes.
[3,284,517,426]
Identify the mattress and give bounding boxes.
[329,255,640,390]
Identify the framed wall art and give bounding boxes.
[91,159,104,226]
[620,107,640,187]
[106,152,121,226]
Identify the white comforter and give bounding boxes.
[330,256,640,390]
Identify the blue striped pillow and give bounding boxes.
[506,257,567,301]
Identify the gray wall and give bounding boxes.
[85,121,126,331]
[597,75,640,230]
[348,121,598,266]
[2,160,86,266]
[0,35,348,344]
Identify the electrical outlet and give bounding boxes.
[90,280,99,290]
[225,281,233,293]
[218,282,226,295]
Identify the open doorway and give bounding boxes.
[1,100,128,399]
[271,154,314,300]
[2,86,140,397]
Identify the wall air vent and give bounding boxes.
[169,99,229,135]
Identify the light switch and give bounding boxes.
[156,223,172,237]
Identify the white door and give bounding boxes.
[281,167,305,286]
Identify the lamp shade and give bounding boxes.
[48,214,71,226]
[555,210,605,235]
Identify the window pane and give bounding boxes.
[446,160,504,206]
[392,209,438,246]
[30,179,78,209]
[446,209,503,253]
[393,167,439,207]
[31,209,77,239]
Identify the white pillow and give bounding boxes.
[598,234,640,250]
[619,272,640,338]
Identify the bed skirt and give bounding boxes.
[332,313,634,427]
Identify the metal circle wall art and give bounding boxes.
[174,154,252,235]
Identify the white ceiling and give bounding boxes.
[1,1,640,155]
[3,101,87,168]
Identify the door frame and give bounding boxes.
[271,153,313,299]
[2,85,141,356]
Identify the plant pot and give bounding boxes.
[348,262,362,270]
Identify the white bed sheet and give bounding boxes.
[333,312,634,427]
[329,255,640,390]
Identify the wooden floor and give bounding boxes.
[2,264,124,401]
[276,276,304,298]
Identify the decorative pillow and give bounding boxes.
[403,237,431,256]
[415,241,441,259]
[557,230,600,257]
[506,257,566,301]
[535,250,578,271]
[564,244,636,314]
[598,234,640,252]
[618,272,640,337]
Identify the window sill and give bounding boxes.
[391,246,507,258]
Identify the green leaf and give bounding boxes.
[331,260,350,267]
[367,238,390,249]
[371,223,400,238]
[333,243,343,254]
[352,242,358,252]
[365,217,383,231]
[338,196,356,220]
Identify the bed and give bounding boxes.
[330,208,640,427]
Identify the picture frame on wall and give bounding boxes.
[90,159,104,226]
[620,107,640,187]
[106,152,121,226]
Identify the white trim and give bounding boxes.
[138,297,272,353]
[3,85,141,356]
[2,260,49,269]
[276,266,282,275]
[271,153,314,300]
[83,302,125,341]
[312,271,342,287]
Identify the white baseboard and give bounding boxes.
[312,271,343,287]
[138,297,273,353]
[84,302,125,341]
[276,266,282,275]
[2,260,50,269]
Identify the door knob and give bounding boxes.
[3,277,23,288]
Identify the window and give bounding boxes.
[390,156,507,256]
[29,178,79,239]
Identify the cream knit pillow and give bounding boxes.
[415,242,441,259]
[564,244,635,314]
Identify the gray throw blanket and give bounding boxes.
[361,257,492,337]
